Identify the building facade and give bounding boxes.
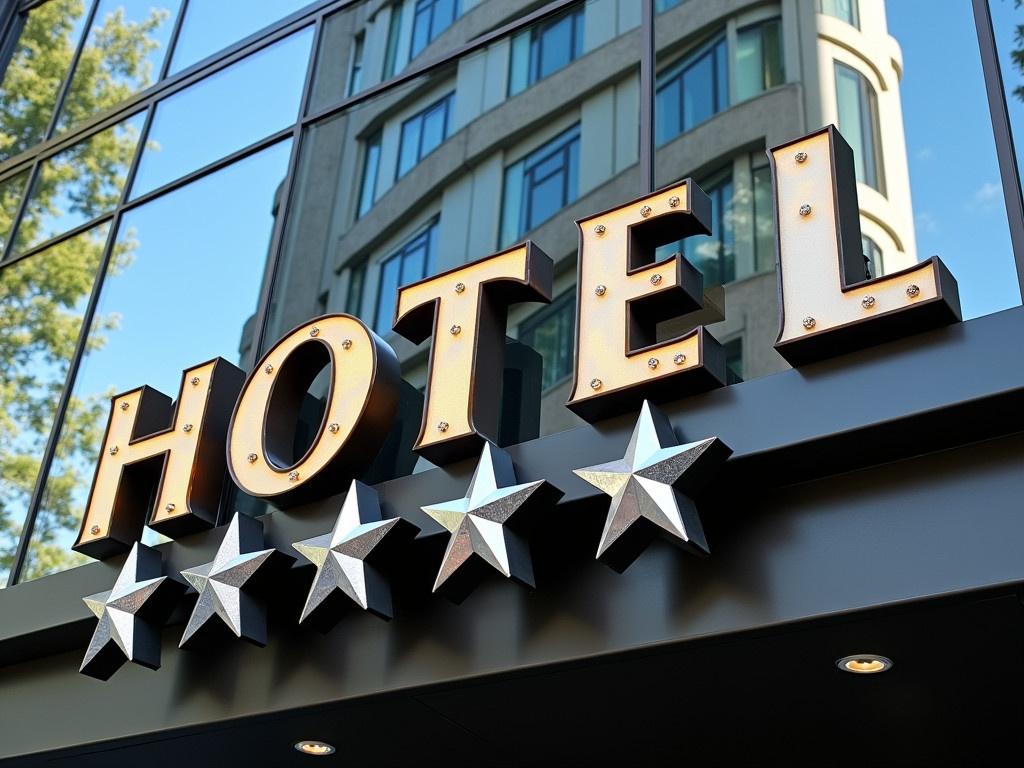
[1,0,1023,765]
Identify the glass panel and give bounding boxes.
[0,170,31,253]
[13,112,144,253]
[168,0,315,74]
[309,2,368,112]
[889,1,1018,318]
[55,0,182,135]
[653,0,1021,391]
[270,0,632,448]
[820,0,859,27]
[131,27,312,197]
[0,223,109,585]
[986,0,1024,218]
[24,141,290,581]
[0,0,92,161]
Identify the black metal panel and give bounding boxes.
[0,427,1022,758]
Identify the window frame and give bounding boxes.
[834,60,886,194]
[395,91,454,180]
[655,32,728,145]
[518,288,577,391]
[372,216,439,334]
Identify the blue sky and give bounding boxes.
[888,0,1022,318]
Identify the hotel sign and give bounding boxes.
[74,126,961,679]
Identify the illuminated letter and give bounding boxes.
[567,182,727,421]
[74,358,245,559]
[228,314,400,507]
[771,126,960,364]
[394,243,553,464]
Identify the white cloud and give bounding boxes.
[973,181,1002,205]
[915,211,939,234]
[915,147,934,161]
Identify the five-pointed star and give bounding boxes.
[179,512,278,648]
[422,442,558,599]
[573,400,730,571]
[81,542,178,680]
[293,479,416,623]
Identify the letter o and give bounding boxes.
[227,314,400,507]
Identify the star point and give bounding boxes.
[178,512,287,649]
[79,542,181,680]
[574,400,731,572]
[292,479,417,629]
[422,442,562,603]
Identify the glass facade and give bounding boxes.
[0,0,1021,587]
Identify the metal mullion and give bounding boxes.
[973,0,1024,300]
[0,210,114,269]
[120,126,296,214]
[303,0,582,128]
[639,0,654,194]
[158,0,189,82]
[247,12,326,368]
[42,0,100,142]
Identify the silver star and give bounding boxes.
[179,512,282,648]
[293,479,417,626]
[574,400,731,572]
[80,542,180,680]
[422,442,561,602]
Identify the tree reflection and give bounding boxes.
[0,0,165,582]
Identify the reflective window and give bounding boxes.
[348,32,366,97]
[735,18,784,103]
[986,0,1024,212]
[656,35,728,145]
[411,0,460,59]
[13,112,144,253]
[168,0,315,74]
[25,141,290,581]
[383,1,405,79]
[835,61,885,192]
[724,337,743,381]
[752,157,775,274]
[0,223,109,585]
[501,123,580,247]
[397,92,454,179]
[819,0,859,27]
[656,0,684,11]
[131,27,312,197]
[862,235,883,279]
[359,130,383,217]
[374,217,438,333]
[686,170,734,286]
[0,0,92,161]
[55,0,182,135]
[508,7,585,96]
[0,170,31,253]
[519,290,575,391]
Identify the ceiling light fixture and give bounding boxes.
[294,740,336,756]
[836,654,893,674]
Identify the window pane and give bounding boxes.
[168,0,315,74]
[398,118,422,178]
[374,254,402,333]
[735,26,764,103]
[55,0,182,135]
[0,223,109,585]
[835,63,873,187]
[820,0,858,26]
[0,0,92,161]
[419,100,448,155]
[131,27,312,197]
[0,170,31,252]
[359,133,382,217]
[13,112,144,253]
[752,162,775,273]
[24,141,290,581]
[683,52,715,131]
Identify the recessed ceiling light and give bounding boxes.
[294,740,336,756]
[836,654,893,674]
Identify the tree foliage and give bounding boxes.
[0,0,167,582]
